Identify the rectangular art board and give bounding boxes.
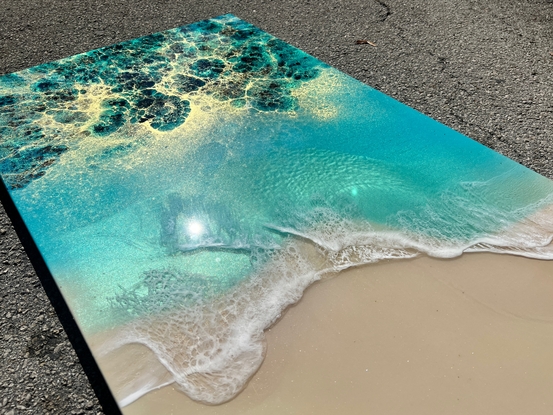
[1,14,553,413]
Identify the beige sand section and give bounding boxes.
[119,253,553,415]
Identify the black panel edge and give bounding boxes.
[0,177,122,415]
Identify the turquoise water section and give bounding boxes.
[1,14,553,406]
[0,14,322,190]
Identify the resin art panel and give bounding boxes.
[2,14,553,411]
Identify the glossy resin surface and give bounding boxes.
[1,14,553,408]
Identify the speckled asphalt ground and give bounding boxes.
[1,1,552,414]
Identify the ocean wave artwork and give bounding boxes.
[1,14,553,409]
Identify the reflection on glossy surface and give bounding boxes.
[1,14,553,408]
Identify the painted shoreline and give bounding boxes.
[99,251,553,414]
[2,1,553,414]
[3,12,553,413]
[77,201,553,412]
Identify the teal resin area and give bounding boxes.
[2,14,553,407]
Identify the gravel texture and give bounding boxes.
[1,0,552,414]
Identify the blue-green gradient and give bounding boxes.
[1,14,552,333]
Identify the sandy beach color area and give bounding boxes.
[95,252,553,415]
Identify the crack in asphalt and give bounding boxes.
[375,0,392,21]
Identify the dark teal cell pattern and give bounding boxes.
[2,14,553,408]
[0,15,324,190]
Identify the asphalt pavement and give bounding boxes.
[1,1,552,414]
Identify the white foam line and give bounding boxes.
[118,379,175,407]
[103,200,553,406]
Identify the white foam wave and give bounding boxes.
[99,198,553,407]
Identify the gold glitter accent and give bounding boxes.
[292,69,342,120]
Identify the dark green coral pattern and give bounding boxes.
[0,14,324,190]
